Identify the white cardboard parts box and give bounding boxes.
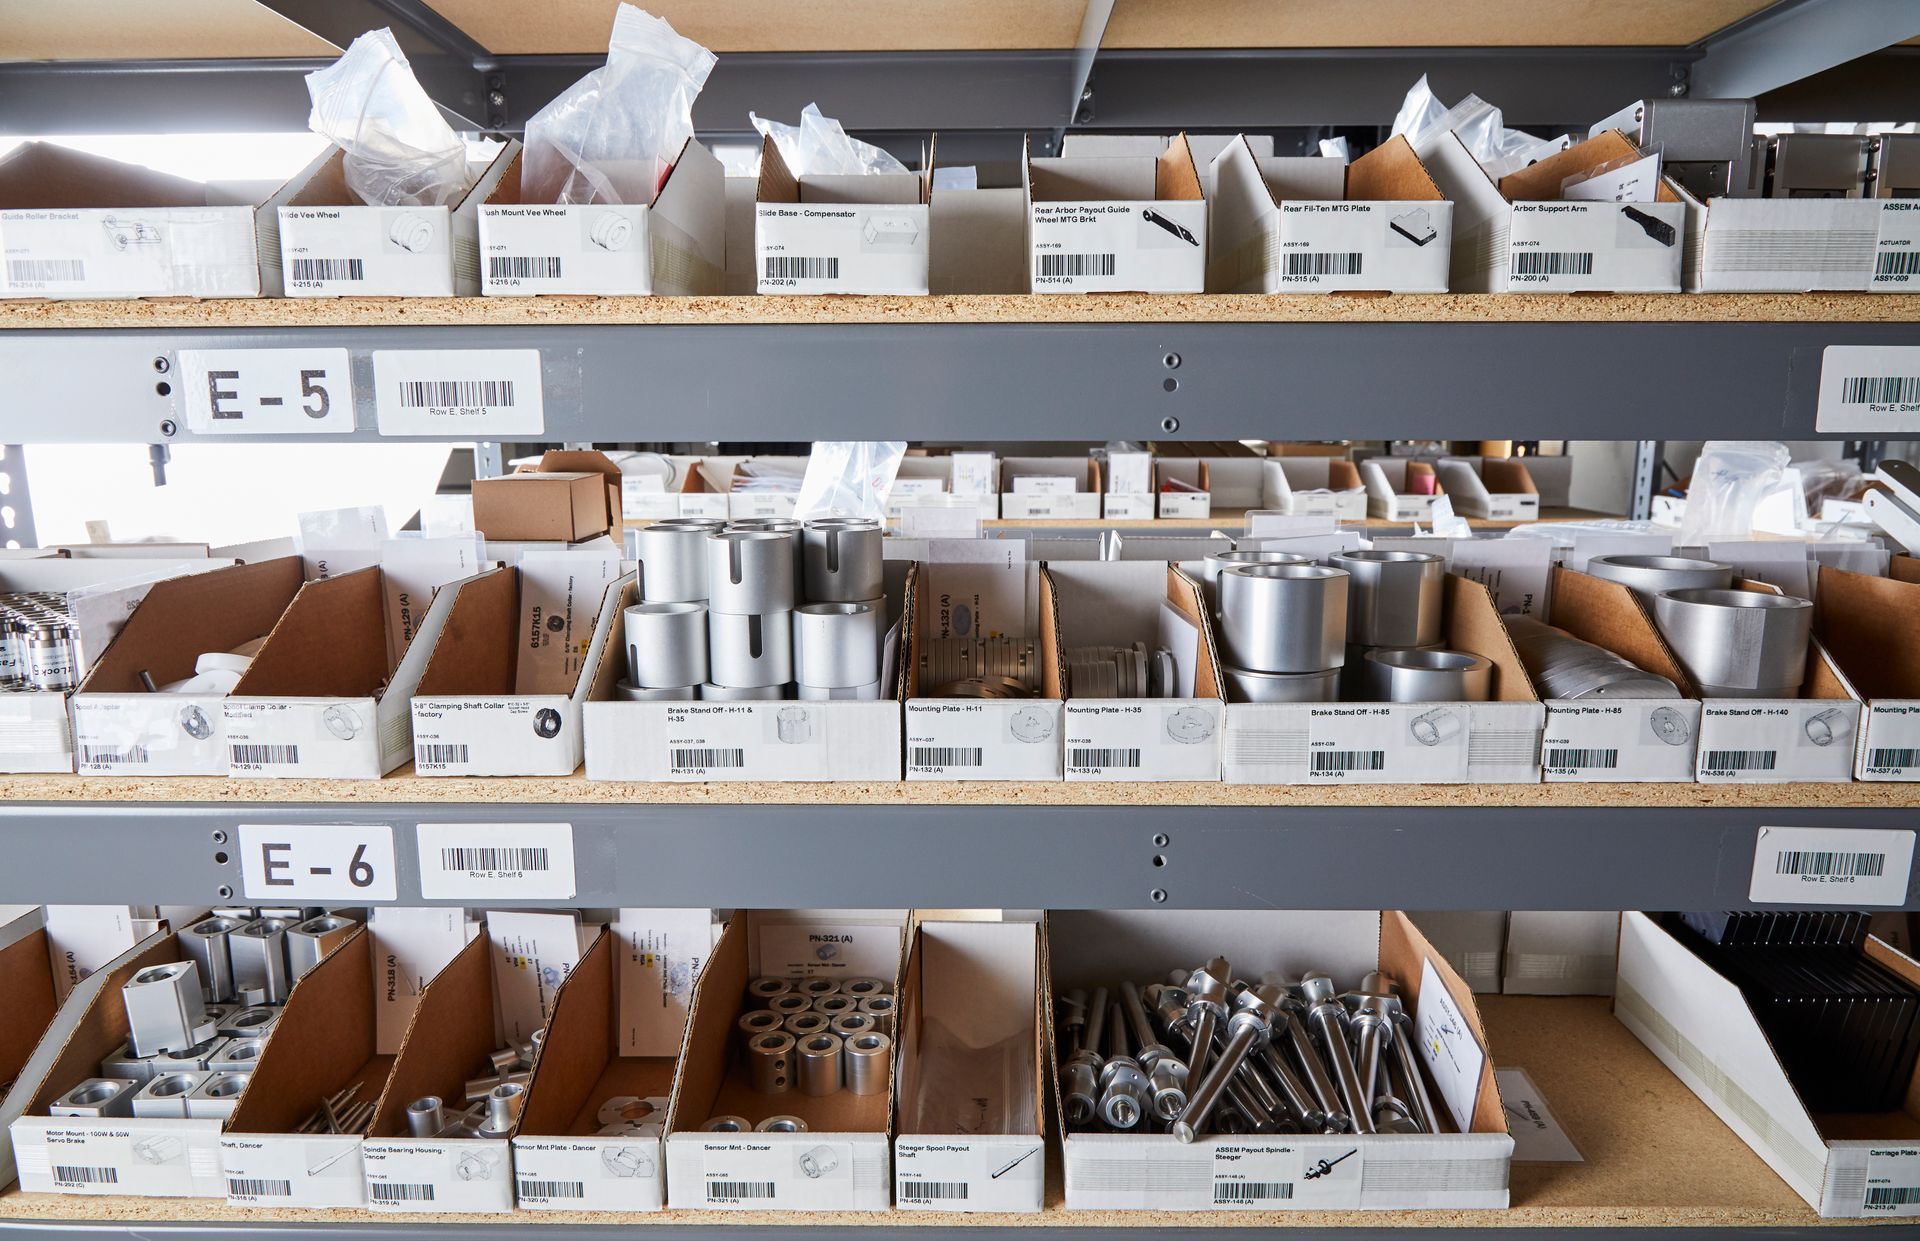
[894,919,1045,1214]
[1419,128,1684,294]
[1359,458,1443,521]
[1413,911,1507,994]
[478,137,725,296]
[0,142,263,299]
[0,910,65,1189]
[1674,191,1918,293]
[1153,459,1212,520]
[1502,912,1618,996]
[1048,909,1511,1211]
[1001,457,1102,521]
[70,556,307,777]
[1209,134,1453,294]
[1224,574,1545,785]
[1025,133,1207,293]
[755,135,931,296]
[666,910,905,1213]
[1616,912,1920,1218]
[1434,458,1541,523]
[223,565,451,779]
[263,142,515,297]
[1049,560,1226,783]
[409,567,622,777]
[1812,561,1920,781]
[1262,457,1368,520]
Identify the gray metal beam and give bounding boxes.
[0,59,332,136]
[0,801,1911,912]
[2,320,1914,446]
[1691,0,1920,101]
[251,0,493,130]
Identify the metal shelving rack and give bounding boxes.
[6,0,1920,1236]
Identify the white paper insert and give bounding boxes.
[1415,956,1486,1133]
[487,909,585,1040]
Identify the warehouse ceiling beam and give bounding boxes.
[1690,0,1920,101]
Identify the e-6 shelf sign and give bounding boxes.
[238,823,397,901]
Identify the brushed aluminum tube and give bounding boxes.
[803,520,885,603]
[796,1032,844,1096]
[748,1031,795,1094]
[730,518,805,590]
[625,601,708,688]
[1218,563,1348,673]
[797,680,881,700]
[406,1096,447,1138]
[844,1031,891,1096]
[631,523,711,603]
[1223,665,1339,703]
[1585,554,1731,603]
[1366,648,1493,702]
[1652,588,1812,696]
[701,682,787,701]
[618,681,697,701]
[178,917,242,1003]
[1202,548,1312,584]
[793,602,881,689]
[705,530,796,616]
[1331,550,1445,648]
[708,610,793,688]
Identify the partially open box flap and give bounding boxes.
[1814,565,1920,700]
[229,929,382,1134]
[414,568,518,698]
[517,928,616,1135]
[666,917,745,1134]
[1446,574,1537,701]
[1551,567,1692,687]
[1156,134,1204,202]
[1479,458,1538,496]
[1,928,60,1088]
[231,566,389,698]
[1347,135,1445,203]
[1379,910,1506,1136]
[1037,567,1065,700]
[0,142,223,210]
[586,576,639,703]
[368,931,497,1137]
[82,556,305,693]
[1165,565,1222,700]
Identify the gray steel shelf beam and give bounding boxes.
[3,320,1913,446]
[0,801,1912,912]
[1690,0,1920,101]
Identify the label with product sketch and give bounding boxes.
[699,1139,854,1209]
[756,203,929,295]
[177,349,355,435]
[1209,1140,1363,1210]
[1272,200,1451,293]
[1871,201,1920,290]
[1304,705,1468,783]
[1541,701,1699,783]
[905,699,1063,780]
[1748,826,1914,906]
[1029,200,1207,293]
[1063,699,1220,781]
[1816,345,1920,432]
[371,349,545,436]
[895,1139,1044,1212]
[1864,1148,1920,1215]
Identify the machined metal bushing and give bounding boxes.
[793,602,882,690]
[479,1082,526,1137]
[767,994,812,1017]
[286,914,358,980]
[803,519,885,603]
[1202,548,1313,584]
[625,601,709,689]
[748,977,794,1000]
[784,1012,831,1039]
[700,682,786,700]
[218,1006,281,1039]
[844,1031,891,1096]
[1365,648,1493,703]
[1585,554,1732,604]
[407,1095,449,1138]
[1331,549,1445,647]
[185,1071,249,1120]
[1222,665,1340,703]
[132,1070,208,1118]
[707,610,792,688]
[618,681,698,701]
[632,522,711,604]
[123,961,216,1057]
[1652,588,1812,697]
[1218,563,1349,673]
[739,1010,785,1042]
[177,916,243,1003]
[857,994,895,1035]
[756,1115,808,1132]
[796,1032,844,1096]
[706,530,796,616]
[51,1077,138,1118]
[748,1030,795,1094]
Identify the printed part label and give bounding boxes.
[1305,704,1469,783]
[1210,1140,1365,1209]
[1871,201,1920,292]
[1063,699,1221,781]
[1029,200,1207,293]
[895,1139,1045,1212]
[1748,826,1914,906]
[512,1137,664,1210]
[906,699,1063,780]
[1816,345,1920,432]
[1864,1147,1920,1215]
[698,1138,854,1209]
[362,1140,513,1213]
[220,1135,364,1207]
[177,349,355,435]
[372,349,545,437]
[756,205,929,295]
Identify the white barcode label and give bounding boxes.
[231,743,299,766]
[1869,1187,1920,1207]
[1702,748,1775,774]
[1544,747,1618,769]
[6,258,85,284]
[415,743,469,768]
[900,1181,970,1201]
[238,822,398,902]
[1283,252,1362,277]
[289,257,363,283]
[227,1177,291,1198]
[372,349,545,437]
[489,256,562,280]
[53,1165,118,1186]
[518,1179,584,1198]
[1749,826,1914,906]
[1513,251,1594,276]
[370,1183,436,1203]
[1871,747,1920,771]
[1036,253,1116,278]
[765,256,838,281]
[1818,346,1920,431]
[672,747,744,772]
[707,1180,776,1201]
[1866,1148,1920,1215]
[1311,749,1386,773]
[1214,1181,1294,1202]
[1875,205,1920,291]
[1070,747,1141,769]
[177,348,356,435]
[79,744,149,766]
[1876,252,1920,278]
[912,746,982,767]
[416,821,577,900]
[1209,1142,1363,1210]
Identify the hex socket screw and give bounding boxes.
[1174,983,1279,1142]
[1299,971,1375,1135]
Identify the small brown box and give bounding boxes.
[472,472,610,542]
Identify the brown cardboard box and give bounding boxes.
[473,474,610,543]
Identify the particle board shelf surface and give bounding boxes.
[978,506,1614,531]
[3,293,1916,331]
[0,997,1872,1229]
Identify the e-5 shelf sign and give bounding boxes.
[238,823,397,901]
[177,349,355,434]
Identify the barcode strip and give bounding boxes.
[1214,1181,1294,1202]
[1284,252,1363,276]
[1870,747,1920,769]
[900,1181,970,1201]
[1843,376,1920,404]
[912,746,983,768]
[1070,747,1142,768]
[228,1177,292,1198]
[439,846,549,872]
[230,743,299,765]
[1867,1186,1920,1206]
[1513,251,1595,276]
[398,380,515,408]
[6,259,86,283]
[1775,849,1886,878]
[765,256,838,280]
[706,1180,776,1201]
[518,1179,585,1199]
[79,744,150,765]
[290,258,363,283]
[370,1182,436,1203]
[1545,747,1618,769]
[1703,749,1775,772]
[671,747,744,769]
[1037,253,1117,278]
[1876,252,1920,277]
[489,256,563,279]
[415,743,470,767]
[1311,749,1386,772]
[53,1165,118,1186]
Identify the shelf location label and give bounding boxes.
[177,348,355,434]
[238,823,397,902]
[1748,825,1914,906]
[415,822,577,900]
[372,349,545,436]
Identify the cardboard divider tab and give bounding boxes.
[1378,910,1506,1136]
[230,567,388,699]
[1814,566,1920,700]
[1445,573,1538,702]
[1499,130,1682,205]
[519,929,677,1138]
[81,557,305,693]
[1347,135,1446,204]
[1166,565,1223,701]
[1551,567,1692,688]
[1,928,60,1090]
[366,933,498,1139]
[227,929,387,1135]
[24,933,188,1119]
[0,142,224,210]
[412,568,519,698]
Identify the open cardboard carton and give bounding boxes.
[0,909,63,1188]
[1223,573,1544,784]
[1668,175,1913,292]
[907,557,1063,781]
[1359,457,1443,521]
[719,456,808,520]
[894,918,1045,1213]
[755,135,932,296]
[620,454,724,523]
[217,926,393,1209]
[1025,133,1206,293]
[477,136,723,297]
[1001,456,1103,521]
[1263,457,1367,520]
[582,564,911,782]
[511,924,684,1211]
[1688,580,1861,784]
[885,455,1001,523]
[929,182,1028,295]
[1812,561,1920,780]
[484,449,625,544]
[1047,910,1511,1211]
[409,566,622,776]
[1209,134,1453,294]
[1153,459,1212,520]
[630,455,732,522]
[1048,560,1226,782]
[70,556,306,776]
[1617,912,1920,1217]
[1419,128,1684,293]
[666,910,906,1212]
[262,140,516,297]
[0,143,263,299]
[1434,457,1540,522]
[222,565,452,778]
[1530,566,1702,783]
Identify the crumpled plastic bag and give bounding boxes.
[1390,74,1566,179]
[1678,440,1793,547]
[305,29,473,207]
[750,103,909,177]
[795,441,906,521]
[522,5,716,205]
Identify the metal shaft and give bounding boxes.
[1255,1041,1326,1130]
[1306,1003,1374,1135]
[1391,1010,1439,1133]
[1084,987,1109,1060]
[1098,1000,1149,1130]
[1174,1020,1261,1143]
[1283,1012,1347,1129]
[1119,981,1157,1051]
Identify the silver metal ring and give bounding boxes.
[705,530,796,616]
[843,1031,891,1096]
[795,1032,844,1097]
[707,610,793,688]
[1222,665,1340,703]
[618,680,699,701]
[793,602,881,689]
[700,681,788,701]
[1365,648,1493,702]
[625,601,708,688]
[1585,554,1731,603]
[1218,563,1349,673]
[1330,550,1445,648]
[748,1031,795,1094]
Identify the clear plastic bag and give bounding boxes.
[1390,74,1565,179]
[305,29,473,207]
[750,103,909,177]
[794,441,907,521]
[1677,440,1793,547]
[521,5,716,205]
